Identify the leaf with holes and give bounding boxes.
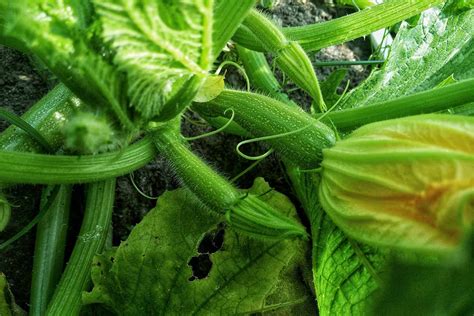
[93,0,215,120]
[83,178,305,315]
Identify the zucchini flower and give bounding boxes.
[319,114,474,253]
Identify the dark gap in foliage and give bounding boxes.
[64,185,86,262]
[197,223,225,254]
[188,224,226,281]
[188,254,213,281]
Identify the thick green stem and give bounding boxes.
[0,138,155,184]
[233,0,442,52]
[319,78,474,129]
[212,0,255,58]
[193,90,336,169]
[236,45,298,107]
[152,127,240,211]
[150,126,307,239]
[46,179,116,316]
[0,191,10,231]
[0,84,77,152]
[242,10,326,112]
[30,185,72,316]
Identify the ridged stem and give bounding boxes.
[233,0,442,52]
[236,45,297,107]
[212,0,255,58]
[0,84,77,152]
[319,78,474,129]
[0,138,155,184]
[30,185,72,316]
[46,179,116,316]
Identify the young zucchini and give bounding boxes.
[193,90,336,169]
[150,125,307,239]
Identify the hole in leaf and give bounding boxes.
[197,224,225,254]
[188,224,226,281]
[188,254,212,281]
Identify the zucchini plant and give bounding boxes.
[0,0,473,315]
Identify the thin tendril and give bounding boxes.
[235,121,315,161]
[230,159,264,183]
[0,108,53,153]
[129,172,158,200]
[315,79,351,121]
[236,145,274,161]
[215,61,251,91]
[184,109,235,141]
[313,60,385,67]
[182,113,208,127]
[0,185,60,252]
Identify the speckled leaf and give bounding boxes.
[340,1,474,108]
[288,170,387,316]
[83,178,302,315]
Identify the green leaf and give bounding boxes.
[212,0,255,58]
[93,0,215,119]
[193,75,225,103]
[340,3,474,108]
[261,244,317,315]
[320,69,348,106]
[0,0,134,129]
[373,232,474,315]
[83,178,305,315]
[287,169,387,316]
[0,273,26,316]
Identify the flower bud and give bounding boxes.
[64,112,114,154]
[319,114,474,253]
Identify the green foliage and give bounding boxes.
[0,0,136,131]
[1,1,473,315]
[288,170,387,315]
[373,232,474,315]
[341,2,474,108]
[93,0,214,120]
[83,178,307,315]
[0,273,25,316]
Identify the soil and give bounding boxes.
[0,0,372,310]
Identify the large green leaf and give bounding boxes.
[93,0,215,120]
[288,170,387,316]
[83,178,309,315]
[340,2,474,109]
